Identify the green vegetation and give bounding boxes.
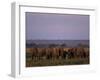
[26,58,89,67]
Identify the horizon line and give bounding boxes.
[26,39,89,41]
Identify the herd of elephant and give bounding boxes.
[26,47,89,61]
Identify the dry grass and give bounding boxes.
[26,47,89,67]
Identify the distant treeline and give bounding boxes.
[26,43,89,48]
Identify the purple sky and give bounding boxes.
[26,12,89,40]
